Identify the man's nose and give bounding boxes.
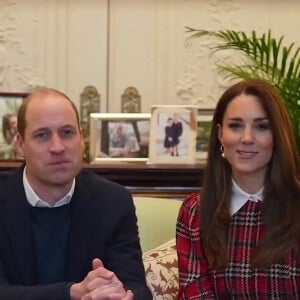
[49,134,65,153]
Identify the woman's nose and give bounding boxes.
[241,126,254,143]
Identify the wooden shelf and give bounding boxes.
[0,161,204,197]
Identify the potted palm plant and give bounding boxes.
[186,28,300,150]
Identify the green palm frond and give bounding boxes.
[186,27,300,150]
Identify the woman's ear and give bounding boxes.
[217,123,223,144]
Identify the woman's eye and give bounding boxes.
[228,122,242,129]
[255,123,270,131]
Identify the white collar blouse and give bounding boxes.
[231,179,263,216]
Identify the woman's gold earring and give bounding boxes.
[220,145,225,158]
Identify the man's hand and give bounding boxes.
[70,258,133,300]
[82,286,134,300]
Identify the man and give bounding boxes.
[0,88,152,300]
[110,123,128,148]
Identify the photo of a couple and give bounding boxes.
[155,111,190,158]
[148,105,198,164]
[163,113,183,157]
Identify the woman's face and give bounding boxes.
[9,115,18,134]
[218,93,274,190]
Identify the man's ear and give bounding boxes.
[79,127,85,152]
[16,133,25,158]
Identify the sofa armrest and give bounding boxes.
[143,238,178,299]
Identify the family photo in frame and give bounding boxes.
[89,113,151,163]
[148,105,198,164]
[196,108,214,162]
[0,92,28,161]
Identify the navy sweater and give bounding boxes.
[31,205,71,284]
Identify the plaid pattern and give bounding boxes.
[176,193,300,299]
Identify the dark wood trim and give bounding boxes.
[0,161,204,197]
[0,92,29,97]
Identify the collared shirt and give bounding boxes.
[23,167,75,208]
[231,178,263,216]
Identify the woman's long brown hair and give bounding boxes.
[200,79,300,269]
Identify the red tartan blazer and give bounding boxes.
[176,193,300,299]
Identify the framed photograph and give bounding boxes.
[196,108,214,162]
[0,92,28,161]
[148,105,198,164]
[89,113,151,163]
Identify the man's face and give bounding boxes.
[117,125,123,135]
[173,113,179,122]
[17,93,84,188]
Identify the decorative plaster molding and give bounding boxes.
[176,0,242,108]
[0,1,43,91]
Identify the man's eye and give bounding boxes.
[60,128,75,138]
[34,132,49,140]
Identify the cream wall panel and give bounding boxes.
[0,0,108,110]
[173,0,300,108]
[109,0,189,112]
[0,0,300,112]
[108,0,300,111]
[108,0,156,112]
[0,1,43,90]
[66,0,108,110]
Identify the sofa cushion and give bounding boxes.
[143,238,178,299]
[133,197,181,252]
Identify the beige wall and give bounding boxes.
[0,0,299,111]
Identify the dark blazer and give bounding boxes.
[0,166,152,300]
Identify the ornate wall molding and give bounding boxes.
[0,0,108,109]
[0,0,43,91]
[0,0,299,112]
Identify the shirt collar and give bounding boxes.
[23,167,75,208]
[231,178,263,216]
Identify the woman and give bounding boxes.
[2,113,17,145]
[164,117,175,155]
[2,113,20,159]
[176,79,300,299]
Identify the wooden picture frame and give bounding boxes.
[148,105,198,164]
[196,108,214,162]
[0,92,28,161]
[89,113,151,164]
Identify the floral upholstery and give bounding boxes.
[143,238,178,300]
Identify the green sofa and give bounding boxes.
[133,196,182,300]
